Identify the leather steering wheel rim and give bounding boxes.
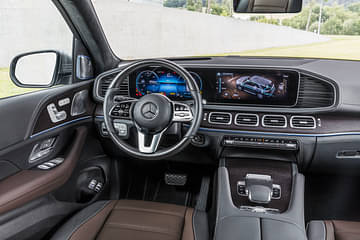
[103,59,203,160]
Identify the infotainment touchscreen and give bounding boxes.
[214,69,299,106]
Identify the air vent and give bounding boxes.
[208,112,232,125]
[97,73,129,99]
[262,115,287,128]
[235,113,259,126]
[290,116,316,129]
[296,74,335,108]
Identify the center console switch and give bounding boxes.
[214,158,307,240]
[223,136,298,150]
[238,174,281,205]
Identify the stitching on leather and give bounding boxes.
[66,201,114,240]
[193,209,197,240]
[113,206,184,217]
[321,221,326,240]
[103,223,181,237]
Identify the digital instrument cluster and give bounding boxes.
[130,67,299,106]
[134,69,202,100]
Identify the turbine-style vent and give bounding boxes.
[262,115,287,128]
[290,116,316,129]
[235,113,259,126]
[208,112,232,125]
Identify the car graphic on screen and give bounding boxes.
[236,75,276,99]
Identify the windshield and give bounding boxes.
[93,0,360,61]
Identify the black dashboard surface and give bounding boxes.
[93,56,360,172]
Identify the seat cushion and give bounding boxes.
[307,220,360,240]
[51,200,207,240]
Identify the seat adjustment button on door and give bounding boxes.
[37,164,50,170]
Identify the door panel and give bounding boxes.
[0,127,87,215]
[0,80,108,234]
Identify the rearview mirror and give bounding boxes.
[233,0,302,13]
[10,50,60,88]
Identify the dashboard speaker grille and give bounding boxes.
[290,116,316,129]
[98,73,129,98]
[209,112,232,125]
[235,113,259,126]
[296,74,335,108]
[262,115,287,128]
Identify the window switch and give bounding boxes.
[88,179,98,190]
[40,137,56,150]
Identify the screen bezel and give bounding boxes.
[202,68,300,107]
[129,67,300,107]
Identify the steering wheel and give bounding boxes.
[103,59,203,160]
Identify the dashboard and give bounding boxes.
[94,57,360,172]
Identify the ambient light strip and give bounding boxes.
[194,126,360,138]
[94,116,360,138]
[30,116,92,138]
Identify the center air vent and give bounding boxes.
[262,115,287,128]
[290,116,316,129]
[209,112,232,125]
[235,113,259,126]
[96,72,129,100]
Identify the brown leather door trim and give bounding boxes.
[0,127,88,215]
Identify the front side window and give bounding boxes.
[0,0,72,99]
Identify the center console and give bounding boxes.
[214,158,307,240]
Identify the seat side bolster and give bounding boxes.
[193,210,209,240]
[307,221,326,240]
[51,200,116,240]
[181,208,195,240]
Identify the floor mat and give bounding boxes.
[124,163,202,207]
[305,174,360,222]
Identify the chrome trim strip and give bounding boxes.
[195,126,360,138]
[30,116,92,138]
[208,112,232,125]
[290,115,316,129]
[234,113,259,127]
[262,115,287,128]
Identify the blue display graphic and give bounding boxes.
[135,70,202,99]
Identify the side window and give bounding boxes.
[0,0,73,99]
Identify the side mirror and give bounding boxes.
[233,0,302,13]
[10,50,60,88]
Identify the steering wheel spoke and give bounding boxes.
[109,99,137,119]
[172,101,194,122]
[112,119,132,139]
[137,129,165,153]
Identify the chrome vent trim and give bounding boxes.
[262,115,287,128]
[290,116,316,129]
[208,112,232,125]
[234,113,259,127]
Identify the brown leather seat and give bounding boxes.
[307,220,360,240]
[51,200,208,240]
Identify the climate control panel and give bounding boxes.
[223,136,298,150]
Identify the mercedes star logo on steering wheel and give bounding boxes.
[141,102,159,120]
